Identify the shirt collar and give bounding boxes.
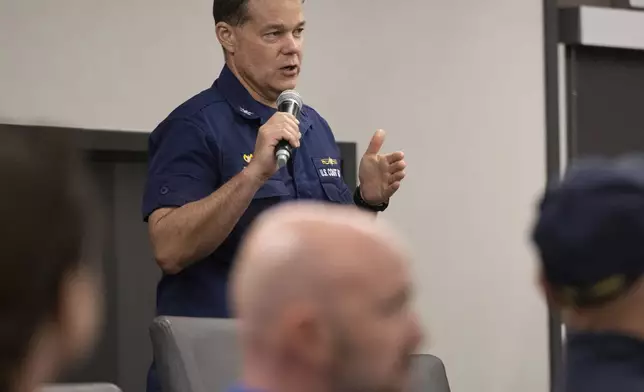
[567,331,644,360]
[214,65,312,132]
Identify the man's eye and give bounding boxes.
[293,28,304,37]
[266,31,280,38]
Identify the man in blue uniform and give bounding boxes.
[532,155,644,392]
[142,0,406,390]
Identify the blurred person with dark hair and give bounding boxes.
[533,155,644,392]
[142,0,407,391]
[228,202,423,392]
[0,129,103,392]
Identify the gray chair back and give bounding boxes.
[150,316,450,392]
[409,354,451,392]
[150,317,240,392]
[40,384,121,392]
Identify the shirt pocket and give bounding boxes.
[254,178,291,199]
[311,156,351,203]
[220,154,290,200]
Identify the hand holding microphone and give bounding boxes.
[274,90,303,169]
[246,90,303,182]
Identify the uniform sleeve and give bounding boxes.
[142,118,221,221]
[318,116,355,205]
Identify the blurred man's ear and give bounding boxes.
[279,304,332,367]
[537,271,570,312]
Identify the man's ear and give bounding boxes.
[216,22,237,55]
[279,304,331,366]
[537,271,563,308]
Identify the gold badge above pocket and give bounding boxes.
[312,156,342,182]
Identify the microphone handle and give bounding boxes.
[275,100,300,169]
[275,141,292,169]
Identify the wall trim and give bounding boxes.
[560,6,644,51]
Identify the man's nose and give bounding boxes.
[282,34,302,55]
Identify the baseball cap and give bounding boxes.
[533,154,644,306]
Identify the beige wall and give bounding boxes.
[0,0,549,391]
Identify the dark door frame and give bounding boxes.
[543,1,564,390]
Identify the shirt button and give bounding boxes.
[160,186,169,195]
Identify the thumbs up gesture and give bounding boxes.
[358,129,407,206]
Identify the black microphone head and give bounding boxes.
[277,89,303,109]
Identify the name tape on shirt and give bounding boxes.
[318,168,342,178]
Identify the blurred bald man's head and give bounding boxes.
[230,202,422,392]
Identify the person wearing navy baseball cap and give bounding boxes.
[532,155,644,392]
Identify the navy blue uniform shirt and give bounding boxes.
[142,65,353,319]
[561,332,644,392]
[143,66,354,392]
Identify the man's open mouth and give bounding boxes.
[281,65,298,71]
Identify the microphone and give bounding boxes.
[275,90,303,169]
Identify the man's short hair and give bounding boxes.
[0,128,99,391]
[212,0,305,26]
